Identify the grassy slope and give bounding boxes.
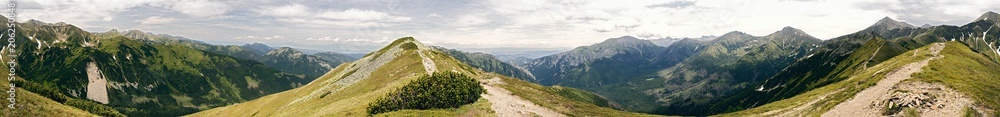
[409,48,643,116]
[190,48,436,116]
[494,74,659,116]
[719,42,997,116]
[434,46,535,80]
[102,30,338,79]
[708,33,906,114]
[6,18,314,116]
[650,30,822,115]
[0,66,96,116]
[191,38,644,116]
[911,42,1000,116]
[543,38,706,112]
[375,98,495,117]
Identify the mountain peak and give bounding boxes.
[765,26,820,42]
[779,26,803,33]
[243,42,269,48]
[123,29,148,35]
[920,24,933,28]
[267,47,303,56]
[601,36,641,43]
[877,16,895,22]
[871,16,915,29]
[768,26,812,38]
[390,37,417,44]
[374,37,432,53]
[241,42,274,54]
[592,36,654,48]
[974,11,1000,22]
[719,31,752,39]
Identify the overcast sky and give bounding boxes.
[5,0,1000,51]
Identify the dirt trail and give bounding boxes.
[417,51,437,74]
[822,43,945,117]
[481,77,565,117]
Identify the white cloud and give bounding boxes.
[316,9,411,22]
[139,16,176,25]
[306,36,391,43]
[15,0,230,26]
[257,4,311,17]
[14,0,151,27]
[454,14,490,26]
[160,0,232,18]
[102,16,114,22]
[234,35,286,40]
[257,4,411,27]
[855,0,1000,25]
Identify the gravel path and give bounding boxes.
[890,81,975,116]
[417,51,437,74]
[481,77,565,117]
[822,43,945,117]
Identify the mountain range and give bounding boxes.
[515,11,1000,116]
[2,10,999,117]
[0,17,356,116]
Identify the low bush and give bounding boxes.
[367,71,484,115]
[65,99,126,117]
[14,80,125,117]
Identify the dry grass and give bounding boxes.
[190,38,652,117]
[717,42,943,116]
[0,65,96,116]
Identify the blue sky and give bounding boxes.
[6,0,1000,53]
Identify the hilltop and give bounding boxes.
[190,37,654,116]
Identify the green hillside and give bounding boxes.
[434,46,536,80]
[0,66,97,116]
[190,37,652,116]
[722,42,997,116]
[525,36,699,87]
[96,30,355,79]
[649,27,822,115]
[4,18,315,116]
[708,12,1000,115]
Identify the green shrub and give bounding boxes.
[367,71,485,115]
[65,99,126,117]
[13,80,125,117]
[401,42,419,50]
[13,80,69,103]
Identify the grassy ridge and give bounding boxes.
[191,37,648,116]
[190,39,483,116]
[911,42,1000,116]
[719,42,997,116]
[717,42,933,116]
